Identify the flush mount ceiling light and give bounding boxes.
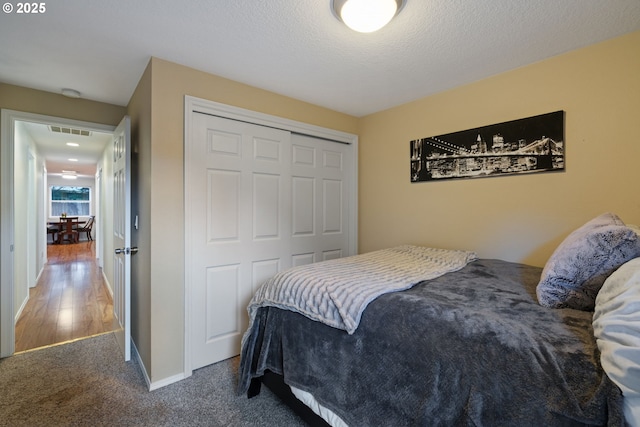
[61,88,81,98]
[332,0,405,33]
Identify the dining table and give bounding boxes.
[47,217,86,244]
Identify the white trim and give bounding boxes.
[15,295,29,325]
[35,265,44,284]
[2,110,115,133]
[134,334,186,392]
[131,339,151,390]
[149,372,187,392]
[186,96,358,145]
[183,101,195,380]
[1,109,16,357]
[102,269,114,299]
[183,96,359,377]
[0,109,115,358]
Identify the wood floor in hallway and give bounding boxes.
[14,240,117,353]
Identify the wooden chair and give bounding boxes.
[78,216,95,241]
[58,217,79,243]
[47,224,60,243]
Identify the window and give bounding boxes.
[50,186,91,216]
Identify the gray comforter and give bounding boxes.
[238,259,623,426]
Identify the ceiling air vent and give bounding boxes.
[49,125,91,137]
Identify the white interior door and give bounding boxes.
[188,112,353,370]
[112,116,132,361]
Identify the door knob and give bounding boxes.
[114,247,138,255]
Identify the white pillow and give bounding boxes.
[593,257,640,426]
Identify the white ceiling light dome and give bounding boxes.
[61,88,81,98]
[332,0,405,33]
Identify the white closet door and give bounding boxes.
[188,113,352,370]
[290,134,351,266]
[189,113,291,369]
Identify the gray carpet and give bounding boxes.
[0,333,307,426]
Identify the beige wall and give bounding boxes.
[127,62,152,375]
[358,30,640,267]
[0,83,126,126]
[141,58,359,384]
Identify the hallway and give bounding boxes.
[14,241,117,353]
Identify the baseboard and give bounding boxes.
[14,295,29,324]
[101,270,114,298]
[131,339,186,391]
[131,340,151,389]
[34,265,44,286]
[148,372,187,391]
[19,266,44,319]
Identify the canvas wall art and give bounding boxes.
[410,111,564,182]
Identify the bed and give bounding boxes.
[238,213,640,426]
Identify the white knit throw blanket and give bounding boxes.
[245,245,478,335]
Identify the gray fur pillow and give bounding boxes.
[536,212,640,311]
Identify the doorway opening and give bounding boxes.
[0,109,116,357]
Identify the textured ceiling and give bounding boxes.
[1,0,639,118]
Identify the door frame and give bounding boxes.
[0,109,115,357]
[183,96,359,376]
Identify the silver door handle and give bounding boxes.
[115,247,138,255]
